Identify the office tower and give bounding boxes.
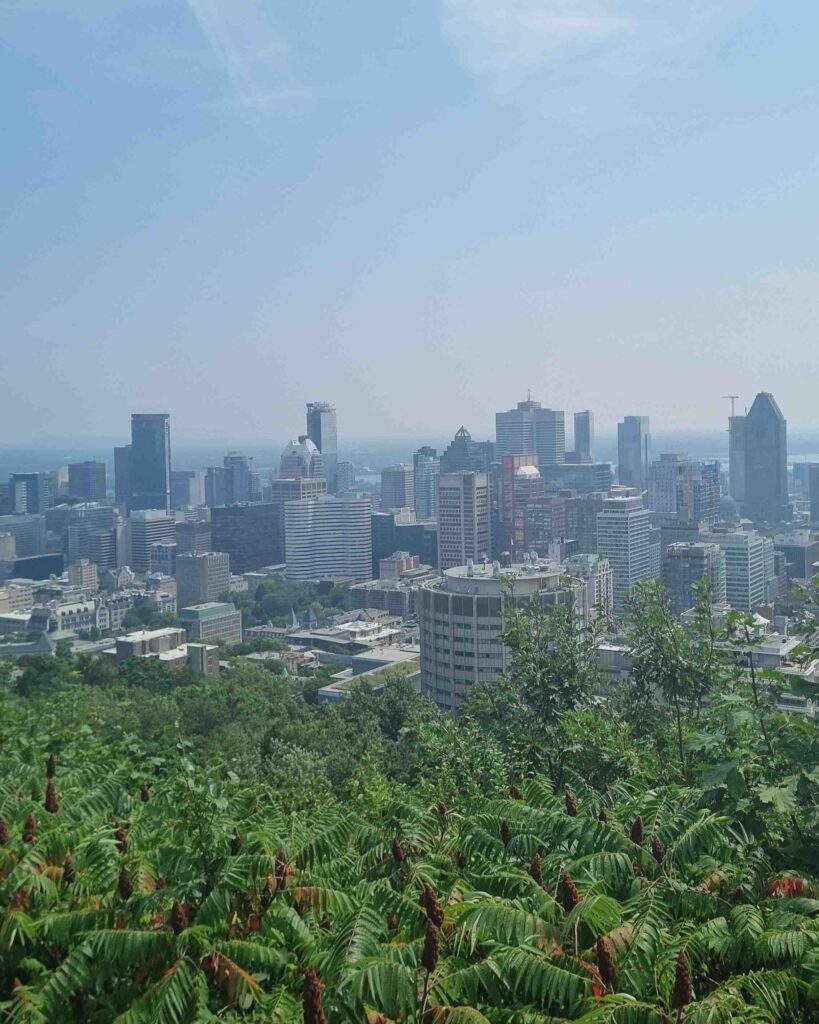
[210,503,276,572]
[59,503,116,565]
[662,542,727,616]
[617,416,650,489]
[130,414,171,512]
[128,509,175,572]
[0,513,46,561]
[306,401,338,491]
[280,437,324,480]
[741,392,789,522]
[381,464,414,511]
[561,492,606,553]
[702,528,768,611]
[68,461,106,502]
[176,551,231,608]
[270,477,327,563]
[564,553,614,619]
[495,400,565,465]
[773,531,819,582]
[647,455,720,525]
[538,462,613,495]
[170,470,201,510]
[67,559,99,592]
[114,445,132,511]
[205,453,252,508]
[499,455,544,555]
[440,427,495,473]
[573,411,594,462]
[86,529,117,572]
[178,602,242,645]
[418,557,586,712]
[437,471,491,570]
[284,495,372,582]
[336,461,356,493]
[596,496,652,615]
[810,466,819,524]
[728,416,746,504]
[9,472,57,514]
[413,447,440,521]
[176,520,212,555]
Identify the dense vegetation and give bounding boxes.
[1,582,818,1022]
[229,580,347,630]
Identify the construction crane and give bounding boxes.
[722,395,739,419]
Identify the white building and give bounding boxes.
[437,471,491,571]
[67,559,99,592]
[285,495,372,583]
[596,496,653,615]
[703,528,769,611]
[563,553,614,620]
[128,510,175,572]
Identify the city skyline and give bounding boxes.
[5,4,819,440]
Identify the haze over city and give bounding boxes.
[4,1,819,441]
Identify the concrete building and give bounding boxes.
[114,445,131,511]
[176,551,231,608]
[205,453,252,507]
[379,551,420,579]
[306,401,338,491]
[573,410,594,462]
[499,456,544,556]
[130,414,171,512]
[647,454,720,525]
[128,510,175,572]
[210,503,276,572]
[68,461,106,502]
[617,416,650,490]
[703,528,768,611]
[285,495,372,582]
[418,558,587,712]
[773,531,819,582]
[336,461,356,493]
[596,496,653,615]
[563,553,614,620]
[178,602,242,645]
[437,471,491,571]
[413,447,439,521]
[728,416,746,504]
[67,559,99,592]
[734,393,789,522]
[0,514,47,558]
[176,520,212,555]
[149,540,177,576]
[662,542,727,615]
[495,399,565,465]
[381,464,414,511]
[9,472,57,515]
[347,571,435,620]
[440,427,495,474]
[170,470,201,510]
[270,477,327,564]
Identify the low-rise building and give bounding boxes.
[178,602,242,645]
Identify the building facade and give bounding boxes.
[662,542,727,615]
[617,416,650,490]
[647,454,720,525]
[437,471,491,571]
[285,495,372,582]
[596,496,653,615]
[413,447,440,521]
[495,400,565,465]
[128,510,176,572]
[381,464,414,512]
[68,461,106,502]
[176,551,231,608]
[741,392,789,522]
[439,427,494,473]
[270,477,327,564]
[305,401,337,491]
[178,602,242,645]
[210,503,277,573]
[130,414,171,512]
[573,410,594,462]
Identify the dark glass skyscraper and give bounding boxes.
[740,392,789,522]
[617,416,650,489]
[114,445,132,511]
[129,414,171,512]
[306,402,337,492]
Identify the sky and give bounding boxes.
[3,1,819,445]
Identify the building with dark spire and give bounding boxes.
[738,392,789,523]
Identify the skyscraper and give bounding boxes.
[130,414,171,512]
[741,392,789,522]
[128,509,175,572]
[728,416,746,504]
[170,470,201,510]
[270,476,327,564]
[285,495,372,582]
[495,400,565,465]
[205,453,252,507]
[68,461,106,502]
[647,454,720,525]
[8,472,57,514]
[439,427,494,473]
[662,542,727,615]
[176,551,231,609]
[381,464,414,511]
[306,401,338,492]
[210,503,277,572]
[810,465,819,525]
[596,496,652,615]
[573,411,594,462]
[499,454,543,555]
[437,471,491,570]
[280,437,324,480]
[617,416,650,489]
[114,445,132,511]
[413,447,440,521]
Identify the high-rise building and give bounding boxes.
[280,437,324,481]
[58,503,116,565]
[86,530,117,572]
[772,531,819,582]
[205,453,252,508]
[563,553,613,620]
[381,464,414,512]
[437,471,491,570]
[495,400,565,465]
[306,401,338,491]
[128,510,175,572]
[741,393,789,522]
[176,520,212,555]
[114,445,132,511]
[573,411,594,462]
[662,542,727,616]
[285,495,372,582]
[9,472,57,514]
[596,496,653,615]
[728,416,746,504]
[440,427,494,474]
[336,461,356,493]
[499,455,544,555]
[702,528,769,611]
[68,461,106,502]
[176,551,231,608]
[647,454,720,525]
[810,466,819,525]
[617,416,650,490]
[130,414,171,512]
[270,477,327,564]
[418,558,587,712]
[170,470,201,510]
[564,492,608,553]
[539,462,613,495]
[210,503,277,572]
[413,447,439,521]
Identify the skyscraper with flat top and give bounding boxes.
[413,447,440,521]
[306,402,338,492]
[495,400,565,466]
[381,464,414,512]
[437,471,491,570]
[596,496,652,615]
[130,414,171,512]
[573,411,594,462]
[68,461,106,502]
[617,416,650,489]
[741,392,789,522]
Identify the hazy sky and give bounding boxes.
[4,1,819,444]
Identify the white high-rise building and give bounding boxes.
[285,495,372,582]
[381,464,414,511]
[495,400,565,466]
[596,496,653,615]
[702,528,768,611]
[128,510,175,572]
